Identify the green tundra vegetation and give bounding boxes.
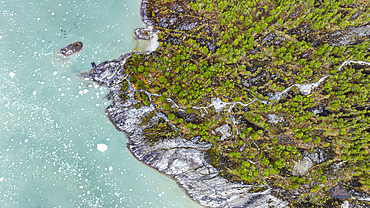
[123,0,370,206]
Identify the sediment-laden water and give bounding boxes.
[0,0,201,207]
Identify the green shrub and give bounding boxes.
[168,113,175,120]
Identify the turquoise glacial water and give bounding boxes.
[0,0,201,207]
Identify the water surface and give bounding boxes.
[0,0,202,207]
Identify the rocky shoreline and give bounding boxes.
[81,53,288,207]
[80,0,370,207]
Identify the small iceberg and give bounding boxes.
[97,143,108,152]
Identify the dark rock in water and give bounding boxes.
[60,41,83,56]
[329,182,351,199]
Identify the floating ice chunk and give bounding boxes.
[9,72,15,78]
[109,166,113,171]
[79,89,89,95]
[53,71,57,75]
[97,143,108,152]
[33,91,37,95]
[0,177,4,182]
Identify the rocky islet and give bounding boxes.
[60,41,83,56]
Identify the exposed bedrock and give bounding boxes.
[287,22,370,48]
[81,56,288,207]
[140,0,202,31]
[325,24,370,46]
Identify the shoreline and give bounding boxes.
[81,62,287,208]
[81,33,287,208]
[81,0,370,207]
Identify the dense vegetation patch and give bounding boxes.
[124,0,370,206]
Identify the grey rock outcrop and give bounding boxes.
[140,0,202,31]
[327,24,370,46]
[292,156,314,176]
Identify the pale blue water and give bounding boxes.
[0,0,201,207]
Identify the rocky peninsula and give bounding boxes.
[82,0,370,207]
